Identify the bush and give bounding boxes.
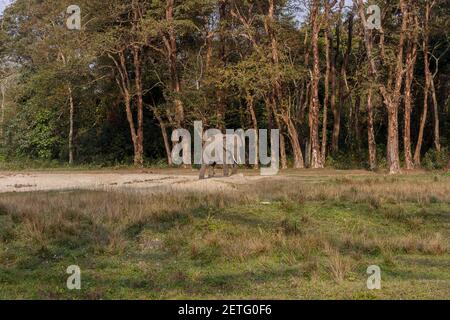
[325,151,367,170]
[422,148,449,170]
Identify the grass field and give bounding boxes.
[0,171,449,299]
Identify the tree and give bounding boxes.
[355,0,410,174]
[309,0,323,168]
[403,1,419,170]
[98,1,148,166]
[1,0,449,171]
[415,0,442,165]
[321,0,338,163]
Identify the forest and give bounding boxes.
[0,0,449,173]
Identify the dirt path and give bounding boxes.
[0,172,261,194]
[0,168,416,194]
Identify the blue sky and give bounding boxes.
[0,0,12,15]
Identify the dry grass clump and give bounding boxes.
[337,232,449,256]
[324,244,354,283]
[388,233,449,255]
[221,232,276,262]
[189,233,223,262]
[246,176,450,204]
[280,217,303,236]
[381,206,408,221]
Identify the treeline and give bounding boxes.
[0,0,449,172]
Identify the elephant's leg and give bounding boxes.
[222,146,230,177]
[199,164,208,180]
[232,163,238,175]
[223,164,229,177]
[209,164,215,177]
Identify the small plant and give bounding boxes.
[381,206,408,222]
[280,216,302,236]
[368,196,382,210]
[422,148,449,170]
[421,233,448,255]
[325,152,366,170]
[325,245,352,283]
[280,200,297,213]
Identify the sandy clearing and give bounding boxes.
[0,168,427,194]
[0,172,262,194]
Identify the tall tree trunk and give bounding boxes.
[364,28,377,171]
[280,133,288,169]
[160,121,173,166]
[266,0,303,169]
[58,51,76,165]
[387,106,401,174]
[321,1,336,163]
[269,95,288,169]
[414,0,433,166]
[165,0,184,128]
[336,12,353,154]
[404,13,418,170]
[385,0,408,174]
[430,77,440,152]
[133,46,144,167]
[355,0,407,174]
[310,0,323,168]
[153,108,173,166]
[284,112,305,169]
[109,50,142,167]
[367,89,377,170]
[330,36,337,157]
[351,93,362,152]
[298,28,310,124]
[124,94,139,166]
[130,1,145,167]
[404,66,414,170]
[246,92,259,169]
[414,72,429,166]
[423,1,440,152]
[0,80,5,139]
[68,86,75,165]
[216,0,228,130]
[331,0,345,154]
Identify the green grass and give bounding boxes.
[0,174,449,299]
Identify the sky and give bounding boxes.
[0,0,12,15]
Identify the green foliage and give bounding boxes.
[0,0,449,169]
[23,110,61,159]
[422,148,449,170]
[325,151,367,170]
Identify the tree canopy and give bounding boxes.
[0,0,449,171]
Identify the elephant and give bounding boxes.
[199,134,243,180]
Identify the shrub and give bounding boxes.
[325,151,366,170]
[280,216,302,235]
[422,148,449,170]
